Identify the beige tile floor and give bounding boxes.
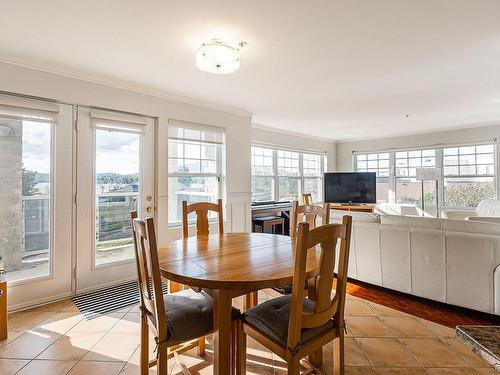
[0,290,495,374]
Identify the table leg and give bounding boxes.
[213,289,233,375]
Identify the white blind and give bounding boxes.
[168,119,224,144]
[0,95,59,121]
[91,110,150,134]
[352,139,497,155]
[252,141,326,156]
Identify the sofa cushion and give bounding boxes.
[476,199,500,217]
[330,210,380,223]
[441,209,476,220]
[468,216,500,224]
[442,218,500,236]
[380,214,442,229]
[445,231,496,313]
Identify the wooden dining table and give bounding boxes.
[158,232,322,375]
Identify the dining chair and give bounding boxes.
[273,201,331,296]
[130,211,240,374]
[176,199,224,294]
[290,200,330,238]
[237,216,353,375]
[182,199,258,311]
[182,198,223,238]
[171,199,223,294]
[180,199,225,350]
[300,193,313,205]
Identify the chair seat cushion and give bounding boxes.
[272,279,310,295]
[165,289,240,344]
[272,285,293,295]
[242,295,335,348]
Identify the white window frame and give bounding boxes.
[276,149,301,201]
[394,149,437,204]
[442,144,496,207]
[167,121,225,226]
[353,142,497,208]
[251,146,275,202]
[354,152,391,203]
[251,144,326,202]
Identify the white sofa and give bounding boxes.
[330,211,500,315]
[443,199,500,223]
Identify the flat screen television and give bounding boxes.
[324,172,376,204]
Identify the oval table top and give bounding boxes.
[158,232,321,291]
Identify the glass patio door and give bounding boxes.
[75,107,155,293]
[0,96,73,309]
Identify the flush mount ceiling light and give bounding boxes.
[196,39,246,74]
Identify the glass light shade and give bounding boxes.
[196,40,240,74]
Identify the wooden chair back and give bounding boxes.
[182,199,223,238]
[130,211,167,341]
[300,193,313,205]
[287,216,353,353]
[290,201,330,237]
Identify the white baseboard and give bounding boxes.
[9,277,138,312]
[9,291,74,313]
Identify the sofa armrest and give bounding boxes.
[442,210,477,220]
[495,265,500,315]
[467,216,500,224]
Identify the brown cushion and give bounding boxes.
[272,279,310,295]
[272,285,293,295]
[242,295,335,348]
[165,289,240,344]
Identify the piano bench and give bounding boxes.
[252,216,285,235]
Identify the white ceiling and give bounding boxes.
[1,1,500,141]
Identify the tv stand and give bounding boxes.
[330,204,374,213]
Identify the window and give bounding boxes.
[251,147,274,201]
[443,145,495,207]
[277,150,300,201]
[251,145,325,202]
[352,143,496,208]
[94,128,140,266]
[355,153,390,202]
[0,116,52,282]
[168,125,224,224]
[302,153,323,202]
[395,149,436,205]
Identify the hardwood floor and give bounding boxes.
[345,279,500,328]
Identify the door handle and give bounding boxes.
[146,206,153,213]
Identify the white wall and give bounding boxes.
[0,62,253,245]
[336,124,500,196]
[252,125,336,170]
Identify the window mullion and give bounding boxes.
[299,153,304,198]
[436,148,444,209]
[273,149,278,201]
[389,152,395,204]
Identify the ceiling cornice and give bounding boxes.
[336,120,500,144]
[252,122,337,143]
[0,57,254,118]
